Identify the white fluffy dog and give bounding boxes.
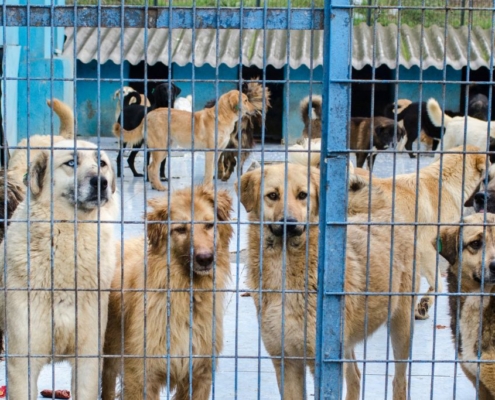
[0,140,117,399]
[427,98,495,152]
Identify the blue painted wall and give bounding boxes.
[395,66,462,112]
[75,60,130,137]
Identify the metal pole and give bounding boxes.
[315,0,351,399]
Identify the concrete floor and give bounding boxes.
[0,138,477,399]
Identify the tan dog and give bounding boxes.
[9,98,74,182]
[357,146,487,319]
[238,163,417,400]
[0,140,117,399]
[112,89,256,190]
[102,185,233,399]
[436,213,495,399]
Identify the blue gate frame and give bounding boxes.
[0,1,348,398]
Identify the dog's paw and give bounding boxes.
[160,177,169,182]
[414,297,430,320]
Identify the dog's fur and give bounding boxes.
[0,170,25,243]
[238,163,418,400]
[0,140,117,399]
[382,99,412,151]
[113,89,256,190]
[102,185,233,399]
[115,82,182,178]
[288,137,321,169]
[8,98,74,183]
[113,86,151,121]
[468,93,489,121]
[465,164,495,213]
[357,147,486,319]
[350,116,407,169]
[300,95,322,139]
[436,213,495,399]
[427,98,495,153]
[213,80,271,181]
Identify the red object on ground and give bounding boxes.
[0,385,6,398]
[40,389,71,399]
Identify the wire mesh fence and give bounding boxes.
[0,0,494,399]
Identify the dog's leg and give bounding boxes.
[415,249,442,320]
[344,348,361,400]
[174,359,213,400]
[122,359,160,400]
[204,151,216,185]
[116,142,128,178]
[148,151,167,191]
[390,292,412,400]
[101,356,120,400]
[479,352,495,399]
[355,152,367,169]
[272,358,306,400]
[159,158,167,181]
[461,363,494,399]
[128,148,143,177]
[367,153,377,171]
[8,356,46,399]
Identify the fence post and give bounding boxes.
[315,0,351,399]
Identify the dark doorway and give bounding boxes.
[242,65,284,143]
[351,65,393,117]
[460,67,493,120]
[128,62,170,104]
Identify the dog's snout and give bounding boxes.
[195,252,214,268]
[90,176,108,191]
[474,192,486,205]
[489,261,495,276]
[269,217,305,238]
[284,218,299,233]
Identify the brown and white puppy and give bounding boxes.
[465,164,495,213]
[300,95,322,139]
[436,213,495,399]
[238,163,417,400]
[350,116,407,170]
[102,185,233,400]
[358,146,487,319]
[0,140,117,399]
[113,89,256,190]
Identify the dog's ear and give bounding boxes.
[236,168,261,213]
[215,190,233,221]
[29,152,48,197]
[434,225,459,265]
[229,91,240,112]
[173,84,182,97]
[146,198,169,250]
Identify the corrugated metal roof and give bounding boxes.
[63,24,495,70]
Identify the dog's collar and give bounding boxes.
[234,104,240,112]
[436,237,442,253]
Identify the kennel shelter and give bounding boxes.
[1,0,495,399]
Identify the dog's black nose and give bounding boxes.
[195,252,213,267]
[474,192,486,206]
[283,218,299,233]
[90,176,108,191]
[489,261,495,276]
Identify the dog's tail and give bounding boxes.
[288,138,321,168]
[123,91,141,107]
[46,98,74,139]
[112,119,145,146]
[427,98,453,127]
[300,95,323,127]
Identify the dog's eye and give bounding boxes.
[298,192,308,200]
[65,160,75,167]
[267,192,279,201]
[469,240,483,250]
[100,160,107,168]
[205,223,214,230]
[173,226,187,235]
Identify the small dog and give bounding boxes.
[213,79,271,181]
[288,137,321,169]
[436,212,495,398]
[468,93,489,121]
[113,86,151,121]
[350,116,406,169]
[427,98,495,153]
[102,185,233,399]
[9,98,74,183]
[113,89,256,190]
[300,95,322,139]
[115,82,182,178]
[0,140,117,399]
[238,163,417,400]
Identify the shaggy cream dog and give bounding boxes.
[0,140,117,399]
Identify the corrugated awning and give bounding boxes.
[63,24,495,70]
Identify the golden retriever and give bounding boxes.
[0,140,117,399]
[112,89,256,190]
[238,163,418,400]
[356,146,487,319]
[102,185,233,399]
[8,98,74,182]
[436,213,495,399]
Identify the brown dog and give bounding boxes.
[436,213,495,399]
[357,146,486,319]
[350,116,407,170]
[102,185,233,399]
[238,163,417,400]
[113,90,256,190]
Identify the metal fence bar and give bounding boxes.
[315,0,350,399]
